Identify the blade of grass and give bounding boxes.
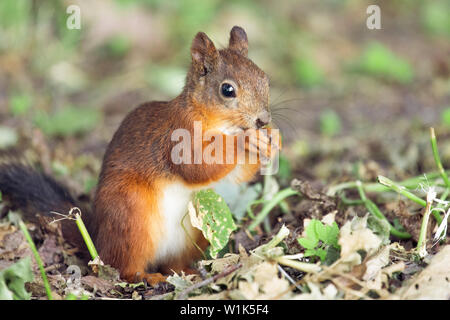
[378,175,442,224]
[356,181,411,239]
[327,171,445,196]
[248,188,299,231]
[73,211,98,260]
[378,176,427,207]
[18,220,53,300]
[51,207,99,260]
[430,127,450,189]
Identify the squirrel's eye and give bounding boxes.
[221,83,236,98]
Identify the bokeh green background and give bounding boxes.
[0,0,449,193]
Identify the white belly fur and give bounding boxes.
[154,181,195,265]
[154,168,242,265]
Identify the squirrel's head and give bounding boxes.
[186,26,270,133]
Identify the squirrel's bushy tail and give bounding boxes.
[0,163,76,215]
[0,161,89,252]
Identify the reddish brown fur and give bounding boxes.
[89,26,278,285]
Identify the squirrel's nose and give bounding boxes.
[255,111,271,128]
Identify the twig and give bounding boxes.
[274,256,321,273]
[176,263,242,300]
[277,265,303,291]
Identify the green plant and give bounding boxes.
[0,257,33,300]
[247,187,299,231]
[51,207,99,260]
[18,219,53,300]
[188,189,237,259]
[297,219,340,265]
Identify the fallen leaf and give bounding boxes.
[338,215,382,270]
[396,245,450,300]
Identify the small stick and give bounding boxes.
[176,263,242,300]
[274,256,321,273]
[277,265,303,291]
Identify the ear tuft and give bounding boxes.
[191,32,218,76]
[229,26,248,57]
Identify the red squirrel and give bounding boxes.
[0,26,279,285]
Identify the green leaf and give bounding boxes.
[324,246,340,266]
[314,219,328,241]
[193,189,237,259]
[325,222,340,248]
[298,237,317,250]
[0,257,33,300]
[305,220,319,243]
[297,219,341,263]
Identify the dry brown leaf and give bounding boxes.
[395,245,450,300]
[363,245,391,290]
[338,215,382,271]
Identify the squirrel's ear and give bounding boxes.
[191,32,218,76]
[228,26,248,57]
